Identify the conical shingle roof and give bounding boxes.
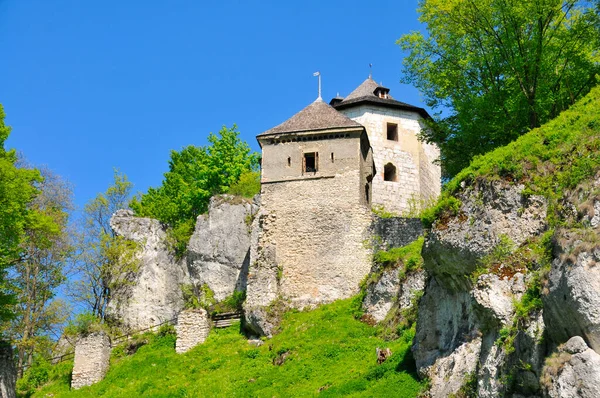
[343,77,387,101]
[334,77,430,119]
[258,99,362,137]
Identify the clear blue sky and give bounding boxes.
[1,0,426,210]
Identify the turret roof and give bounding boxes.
[258,99,362,137]
[333,77,431,119]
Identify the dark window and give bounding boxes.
[387,123,398,141]
[331,152,334,163]
[303,152,318,173]
[287,157,291,167]
[365,184,370,203]
[384,163,397,182]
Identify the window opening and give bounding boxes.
[331,152,334,163]
[303,152,318,173]
[387,123,398,141]
[384,163,397,182]
[287,157,291,167]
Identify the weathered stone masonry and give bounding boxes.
[0,342,16,398]
[71,332,111,390]
[175,309,211,354]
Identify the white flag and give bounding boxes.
[313,71,320,76]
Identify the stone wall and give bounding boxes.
[175,309,210,354]
[371,216,423,249]
[339,106,441,213]
[71,332,111,390]
[249,169,372,309]
[0,342,16,398]
[107,210,189,331]
[187,195,258,302]
[245,133,373,336]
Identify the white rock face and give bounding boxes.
[71,332,111,390]
[244,208,281,337]
[108,210,189,331]
[544,228,600,353]
[187,195,258,301]
[362,268,425,323]
[542,336,600,398]
[363,268,400,322]
[415,180,548,397]
[423,180,547,289]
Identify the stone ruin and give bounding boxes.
[175,309,211,354]
[71,332,111,390]
[0,342,16,398]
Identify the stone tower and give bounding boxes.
[331,76,441,214]
[248,98,375,311]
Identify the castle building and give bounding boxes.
[249,75,440,309]
[332,76,441,214]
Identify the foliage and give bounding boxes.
[32,298,424,398]
[63,312,106,338]
[398,0,600,178]
[420,196,462,228]
[374,237,425,275]
[4,164,73,376]
[16,360,52,398]
[426,85,600,236]
[372,205,398,219]
[181,284,201,310]
[130,125,259,255]
[227,170,261,198]
[0,105,45,323]
[68,171,140,321]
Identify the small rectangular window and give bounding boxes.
[387,123,398,141]
[303,152,317,173]
[331,152,334,163]
[287,157,291,167]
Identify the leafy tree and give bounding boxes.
[398,0,600,177]
[4,165,73,377]
[130,125,259,254]
[69,171,139,321]
[0,105,44,324]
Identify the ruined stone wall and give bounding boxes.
[175,309,210,354]
[0,342,16,398]
[71,332,111,390]
[255,164,372,308]
[371,217,423,249]
[339,106,441,214]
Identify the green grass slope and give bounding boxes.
[423,84,600,227]
[32,299,423,397]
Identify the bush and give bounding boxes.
[63,312,105,338]
[227,171,260,198]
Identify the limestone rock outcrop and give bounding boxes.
[541,336,600,398]
[187,195,258,302]
[414,180,548,397]
[543,228,600,353]
[107,209,189,331]
[423,180,546,289]
[362,268,425,323]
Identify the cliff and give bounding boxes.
[410,85,600,397]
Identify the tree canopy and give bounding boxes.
[0,105,46,323]
[130,125,259,254]
[398,0,600,177]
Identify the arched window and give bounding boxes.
[384,163,397,182]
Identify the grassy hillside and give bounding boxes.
[423,84,600,227]
[31,299,424,397]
